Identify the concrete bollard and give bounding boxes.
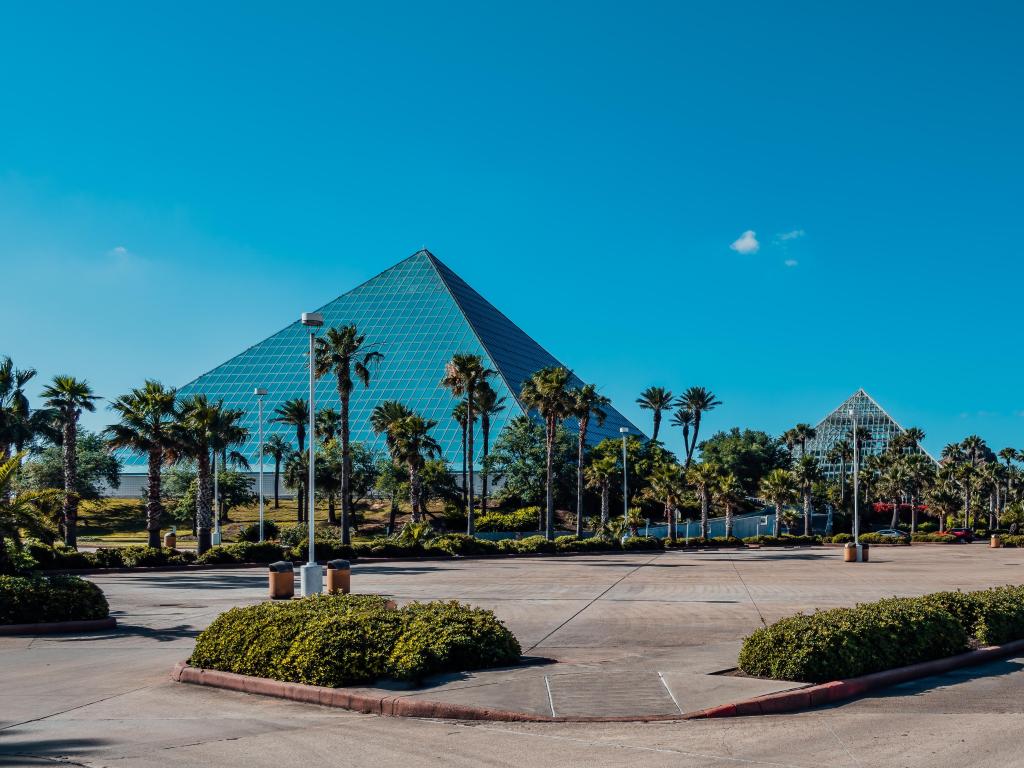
[268,561,295,599]
[326,559,351,595]
[991,535,1002,549]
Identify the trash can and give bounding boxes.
[862,543,870,562]
[268,561,295,599]
[991,535,1002,548]
[163,531,177,549]
[326,559,351,595]
[843,543,857,562]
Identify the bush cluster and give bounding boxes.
[0,575,109,625]
[427,534,499,556]
[663,536,744,549]
[911,533,958,543]
[739,585,1024,682]
[742,534,821,547]
[237,520,281,542]
[999,535,1024,548]
[475,507,541,532]
[190,594,521,686]
[197,542,286,565]
[857,533,910,546]
[496,535,557,554]
[22,542,197,570]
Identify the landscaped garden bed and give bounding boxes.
[0,574,114,633]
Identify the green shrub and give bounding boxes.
[90,547,126,568]
[237,520,280,542]
[190,595,520,686]
[168,550,197,565]
[742,534,821,546]
[0,575,109,624]
[279,523,340,548]
[353,539,427,558]
[912,533,958,543]
[828,533,853,544]
[475,507,541,532]
[118,546,175,568]
[496,535,556,554]
[23,541,92,570]
[554,535,618,553]
[1000,535,1024,548]
[917,522,938,533]
[738,597,967,683]
[288,542,357,562]
[709,536,743,546]
[427,534,499,556]
[858,533,909,546]
[622,536,663,551]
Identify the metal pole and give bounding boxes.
[307,329,316,567]
[619,427,629,520]
[212,449,220,545]
[851,410,861,562]
[257,390,265,543]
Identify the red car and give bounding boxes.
[947,528,974,542]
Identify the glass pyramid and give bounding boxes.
[801,388,933,479]
[118,249,643,473]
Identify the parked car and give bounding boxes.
[947,527,974,542]
[874,528,910,540]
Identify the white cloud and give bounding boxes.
[777,229,806,241]
[784,259,799,267]
[729,230,760,254]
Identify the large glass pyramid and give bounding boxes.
[801,389,933,479]
[118,249,643,473]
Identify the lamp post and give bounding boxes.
[255,388,267,543]
[300,311,324,596]
[619,427,629,521]
[212,449,220,546]
[848,407,863,562]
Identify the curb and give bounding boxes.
[0,616,118,636]
[173,637,1024,722]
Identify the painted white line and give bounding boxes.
[657,671,684,714]
[543,674,557,718]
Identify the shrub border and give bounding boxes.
[174,637,1024,721]
[0,617,117,635]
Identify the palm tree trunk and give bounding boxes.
[700,488,709,539]
[911,496,918,533]
[273,459,280,508]
[460,421,468,509]
[805,489,812,536]
[725,503,733,539]
[773,502,782,537]
[340,384,353,545]
[467,390,476,536]
[146,449,163,548]
[652,412,661,443]
[388,497,399,534]
[890,498,899,529]
[575,430,585,538]
[328,493,336,525]
[62,418,78,549]
[600,484,609,525]
[545,423,555,541]
[409,465,422,523]
[196,452,213,554]
[481,420,490,515]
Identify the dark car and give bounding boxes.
[947,527,974,542]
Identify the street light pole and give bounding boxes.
[300,311,324,596]
[255,388,267,543]
[849,407,862,562]
[212,449,220,546]
[619,427,629,521]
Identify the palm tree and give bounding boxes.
[272,398,309,521]
[283,450,308,525]
[103,380,177,547]
[0,453,60,574]
[644,461,686,541]
[371,404,441,522]
[715,472,745,539]
[688,461,721,539]
[39,376,99,549]
[451,401,472,510]
[959,435,988,527]
[793,455,821,535]
[570,384,610,537]
[210,404,250,524]
[476,382,505,514]
[880,458,910,529]
[315,408,342,443]
[636,387,673,443]
[440,354,495,535]
[520,367,573,540]
[0,357,49,461]
[675,387,721,467]
[669,408,693,462]
[759,468,798,537]
[904,452,935,533]
[826,438,854,507]
[260,434,291,508]
[998,448,1017,516]
[585,453,618,527]
[314,324,384,545]
[790,423,816,455]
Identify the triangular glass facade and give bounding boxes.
[118,250,642,472]
[801,389,932,479]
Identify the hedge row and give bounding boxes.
[0,575,109,625]
[190,594,521,686]
[738,585,1024,683]
[25,542,199,570]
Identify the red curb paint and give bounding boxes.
[0,616,117,635]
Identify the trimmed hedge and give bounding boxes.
[739,585,1024,682]
[999,535,1024,548]
[427,534,499,557]
[742,534,821,547]
[190,594,520,686]
[857,533,910,546]
[0,575,109,625]
[912,533,958,543]
[475,507,541,532]
[664,536,743,549]
[198,542,285,565]
[497,535,557,554]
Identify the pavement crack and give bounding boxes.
[729,554,767,627]
[0,685,154,732]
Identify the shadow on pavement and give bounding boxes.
[0,731,109,764]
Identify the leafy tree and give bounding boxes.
[488,415,575,512]
[643,460,685,541]
[170,468,255,530]
[636,387,673,443]
[520,367,574,540]
[371,401,442,522]
[314,324,384,545]
[697,428,789,497]
[103,380,177,547]
[374,458,408,534]
[283,450,308,523]
[570,384,609,536]
[20,431,120,503]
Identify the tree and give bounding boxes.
[570,384,609,536]
[643,461,685,541]
[903,452,935,532]
[715,472,745,539]
[636,387,673,443]
[20,432,120,503]
[314,324,384,545]
[475,382,505,514]
[698,428,789,496]
[790,423,817,455]
[687,461,721,539]
[315,408,342,443]
[793,455,821,535]
[520,367,574,540]
[584,453,618,526]
[826,438,854,508]
[440,353,495,535]
[451,401,472,510]
[260,434,291,508]
[272,398,309,520]
[0,358,52,461]
[674,387,721,467]
[371,401,442,522]
[759,468,798,537]
[39,375,100,549]
[488,415,575,511]
[669,408,693,464]
[103,380,177,547]
[316,438,343,525]
[0,453,60,574]
[283,450,308,525]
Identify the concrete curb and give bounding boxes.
[0,616,117,635]
[174,638,1024,722]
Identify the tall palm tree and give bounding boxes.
[759,468,798,537]
[570,384,610,537]
[688,461,721,539]
[40,376,99,549]
[272,398,309,521]
[959,435,988,527]
[440,354,495,535]
[826,438,854,507]
[210,403,250,524]
[585,453,618,527]
[644,461,685,542]
[314,324,384,545]
[0,453,60,574]
[103,380,177,547]
[793,455,821,535]
[475,382,505,514]
[675,387,721,467]
[904,452,935,533]
[790,423,817,455]
[998,447,1017,516]
[451,401,472,510]
[260,434,291,508]
[315,408,342,443]
[520,366,573,540]
[715,472,745,539]
[371,403,441,523]
[669,408,693,462]
[283,450,308,525]
[880,458,910,529]
[0,357,48,461]
[636,387,673,443]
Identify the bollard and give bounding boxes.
[325,559,351,595]
[163,532,177,549]
[268,561,295,599]
[991,534,1002,549]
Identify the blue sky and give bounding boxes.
[1,2,1021,457]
